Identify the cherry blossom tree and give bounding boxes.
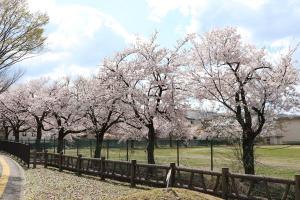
[74,76,125,158]
[15,78,54,149]
[0,78,86,150]
[104,33,192,164]
[0,121,11,140]
[47,78,87,153]
[0,88,31,142]
[188,27,299,174]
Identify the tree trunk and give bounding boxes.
[169,134,173,148]
[130,140,134,149]
[14,130,19,142]
[57,128,64,153]
[154,138,159,148]
[4,126,9,140]
[35,124,42,151]
[146,124,155,164]
[242,135,255,174]
[94,132,104,158]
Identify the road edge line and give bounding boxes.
[0,156,10,198]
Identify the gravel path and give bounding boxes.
[24,166,149,200]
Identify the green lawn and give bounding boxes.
[49,144,300,179]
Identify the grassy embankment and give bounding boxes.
[24,166,149,200]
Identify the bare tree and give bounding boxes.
[0,0,48,92]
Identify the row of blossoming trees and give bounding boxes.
[0,28,299,175]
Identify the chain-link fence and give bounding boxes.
[16,138,234,171]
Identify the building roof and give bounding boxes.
[186,110,219,120]
[186,111,300,121]
[277,114,300,120]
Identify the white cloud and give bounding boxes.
[146,0,269,35]
[270,37,293,49]
[237,27,253,42]
[185,18,199,34]
[21,51,70,68]
[234,0,268,10]
[27,0,134,50]
[44,64,98,80]
[264,37,294,63]
[22,64,98,82]
[146,0,207,21]
[22,0,135,81]
[146,0,207,34]
[103,15,136,43]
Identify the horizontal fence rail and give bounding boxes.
[0,140,30,167]
[31,151,299,200]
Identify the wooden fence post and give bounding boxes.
[130,160,136,187]
[63,140,66,154]
[27,144,30,168]
[222,168,229,200]
[126,140,129,161]
[33,150,37,169]
[43,138,46,152]
[53,138,56,153]
[89,140,92,158]
[100,156,106,180]
[176,140,180,166]
[106,140,109,159]
[59,152,63,172]
[210,139,213,171]
[295,175,300,200]
[169,162,176,187]
[44,150,48,168]
[76,154,82,176]
[76,140,79,156]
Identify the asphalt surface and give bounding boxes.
[0,154,25,200]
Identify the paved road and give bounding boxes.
[0,154,25,200]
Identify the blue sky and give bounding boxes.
[19,0,300,81]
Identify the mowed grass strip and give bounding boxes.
[59,145,300,179]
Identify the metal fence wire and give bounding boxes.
[14,138,234,170]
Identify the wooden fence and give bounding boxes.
[0,140,30,167]
[32,151,300,200]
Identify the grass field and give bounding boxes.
[48,144,300,179]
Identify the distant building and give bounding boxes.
[186,110,300,145]
[265,115,300,145]
[186,111,218,125]
[186,110,222,138]
[7,131,54,141]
